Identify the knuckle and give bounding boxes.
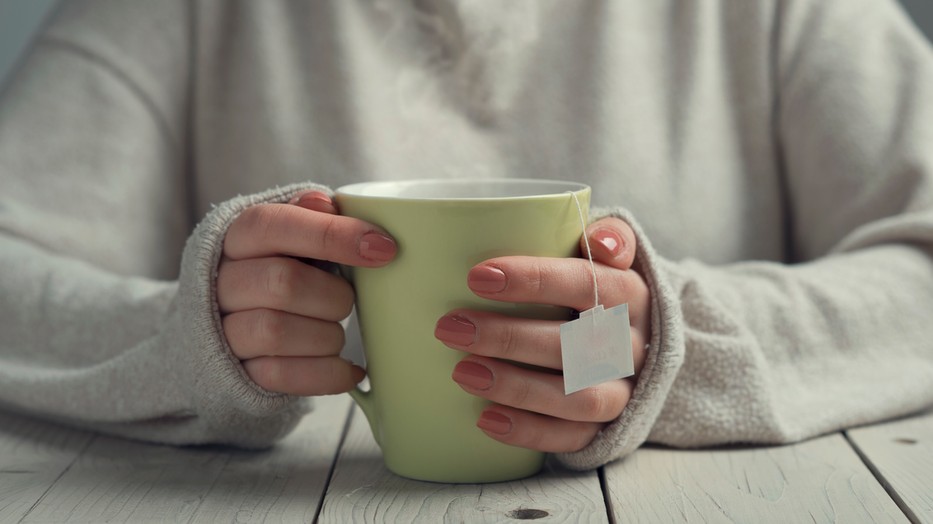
[507,376,534,407]
[254,309,287,353]
[576,387,609,420]
[524,261,551,296]
[492,322,519,359]
[607,270,630,298]
[264,259,300,306]
[315,214,341,255]
[605,269,641,307]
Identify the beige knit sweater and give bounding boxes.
[1,0,932,470]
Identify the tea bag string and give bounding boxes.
[569,192,599,315]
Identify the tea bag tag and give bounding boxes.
[559,192,635,395]
[560,304,634,395]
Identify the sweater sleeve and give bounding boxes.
[557,0,933,469]
[0,1,318,447]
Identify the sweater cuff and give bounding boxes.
[173,182,330,447]
[554,207,686,469]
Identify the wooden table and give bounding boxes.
[2,395,930,523]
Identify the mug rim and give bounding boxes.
[335,178,590,201]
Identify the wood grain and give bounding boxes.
[20,395,352,523]
[847,410,933,524]
[188,394,353,524]
[319,405,607,523]
[19,433,229,522]
[603,433,907,523]
[0,412,95,523]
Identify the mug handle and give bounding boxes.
[348,386,380,445]
[339,263,382,446]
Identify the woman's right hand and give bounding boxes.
[216,191,396,396]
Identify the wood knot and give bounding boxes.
[507,508,549,520]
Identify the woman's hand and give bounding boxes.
[434,217,650,453]
[217,191,397,396]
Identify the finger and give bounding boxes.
[631,327,649,376]
[224,203,396,267]
[435,310,563,370]
[451,356,634,423]
[243,356,366,396]
[582,217,637,270]
[223,309,345,360]
[467,258,650,313]
[217,257,354,320]
[285,192,340,271]
[437,310,649,375]
[476,405,603,453]
[288,191,338,215]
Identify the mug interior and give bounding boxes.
[336,179,588,200]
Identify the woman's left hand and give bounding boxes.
[434,217,651,453]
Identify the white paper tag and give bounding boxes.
[560,304,635,395]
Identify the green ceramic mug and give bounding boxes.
[334,179,591,483]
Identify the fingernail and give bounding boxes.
[593,228,623,257]
[351,365,366,383]
[468,266,507,293]
[477,410,512,435]
[435,315,476,347]
[359,232,396,262]
[289,191,331,206]
[452,361,493,390]
[297,192,333,207]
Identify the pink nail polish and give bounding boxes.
[593,228,623,257]
[289,191,331,207]
[359,232,396,262]
[452,361,493,390]
[478,410,512,435]
[435,315,476,347]
[297,192,333,207]
[468,266,507,293]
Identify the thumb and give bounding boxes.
[580,217,637,270]
[288,190,338,214]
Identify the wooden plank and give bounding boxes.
[319,405,607,523]
[603,433,907,523]
[20,395,350,523]
[847,410,933,524]
[188,394,353,523]
[0,411,96,523]
[19,433,230,522]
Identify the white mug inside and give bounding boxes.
[336,178,589,200]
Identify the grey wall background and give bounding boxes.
[0,0,58,87]
[1,0,933,89]
[901,0,933,41]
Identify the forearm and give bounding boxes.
[0,235,184,420]
[0,183,328,447]
[556,209,933,470]
[653,241,933,447]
